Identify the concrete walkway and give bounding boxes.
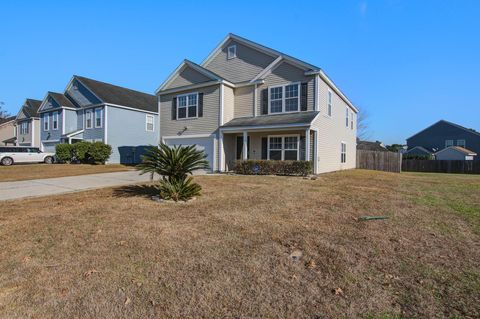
[0,171,154,201]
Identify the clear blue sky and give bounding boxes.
[1,0,479,144]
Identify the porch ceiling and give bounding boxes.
[221,111,319,130]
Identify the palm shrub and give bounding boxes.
[137,143,210,201]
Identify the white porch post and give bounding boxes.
[219,131,225,172]
[242,131,248,160]
[305,128,311,161]
[313,130,318,174]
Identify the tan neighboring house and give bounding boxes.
[435,146,477,161]
[0,116,16,146]
[156,34,358,173]
[15,99,42,147]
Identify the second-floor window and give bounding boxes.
[327,90,333,116]
[86,110,93,129]
[457,139,466,148]
[95,108,102,128]
[44,114,49,131]
[269,83,300,114]
[177,93,198,119]
[20,122,29,134]
[345,107,349,127]
[445,140,453,148]
[341,142,347,163]
[350,111,354,130]
[53,112,59,130]
[146,115,154,132]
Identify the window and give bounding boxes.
[146,115,154,132]
[177,93,198,119]
[52,111,59,130]
[269,83,300,113]
[20,122,29,135]
[43,114,49,131]
[95,108,102,128]
[268,135,299,160]
[457,139,466,147]
[445,140,453,147]
[86,110,93,129]
[350,111,354,129]
[227,45,237,59]
[327,90,333,116]
[341,142,347,163]
[345,107,349,127]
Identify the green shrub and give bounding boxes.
[233,160,312,176]
[73,142,91,162]
[55,143,74,163]
[88,142,112,164]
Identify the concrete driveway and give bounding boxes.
[0,171,154,201]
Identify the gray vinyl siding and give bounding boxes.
[83,107,105,142]
[435,148,471,160]
[40,110,63,142]
[16,119,32,145]
[256,61,315,115]
[223,85,234,124]
[234,86,255,118]
[42,96,60,111]
[204,39,276,83]
[107,106,159,164]
[407,121,480,160]
[64,109,77,134]
[66,79,101,107]
[165,66,212,90]
[160,84,220,137]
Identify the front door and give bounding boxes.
[236,136,250,160]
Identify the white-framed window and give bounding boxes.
[227,44,237,59]
[85,110,93,129]
[327,90,333,116]
[177,93,198,119]
[350,111,354,130]
[267,135,300,161]
[146,114,154,132]
[20,122,29,135]
[457,139,466,148]
[95,108,102,128]
[445,140,454,147]
[269,83,300,114]
[43,114,49,131]
[345,107,349,127]
[52,111,59,130]
[341,142,347,163]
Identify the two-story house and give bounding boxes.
[38,75,159,163]
[0,116,17,146]
[406,120,480,160]
[156,34,358,173]
[14,99,42,147]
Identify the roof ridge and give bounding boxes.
[75,75,155,97]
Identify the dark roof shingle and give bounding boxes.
[48,92,77,109]
[0,116,15,125]
[222,111,319,128]
[76,76,157,113]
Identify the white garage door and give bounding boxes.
[42,142,57,153]
[164,137,215,173]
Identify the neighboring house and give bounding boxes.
[405,146,434,158]
[38,75,158,164]
[435,146,477,161]
[156,34,358,173]
[357,140,388,152]
[407,120,480,160]
[0,116,16,146]
[14,99,42,147]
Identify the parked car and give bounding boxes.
[0,147,55,166]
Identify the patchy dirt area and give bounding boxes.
[0,170,479,318]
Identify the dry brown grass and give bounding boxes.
[0,170,479,318]
[0,164,132,182]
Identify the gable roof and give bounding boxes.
[156,59,232,93]
[0,116,15,125]
[75,76,157,113]
[407,120,480,141]
[221,111,319,129]
[357,141,388,152]
[16,98,42,119]
[48,92,77,108]
[435,146,477,156]
[406,146,433,155]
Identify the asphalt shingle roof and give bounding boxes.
[24,99,42,117]
[222,111,319,128]
[49,92,77,109]
[76,76,157,113]
[0,116,15,125]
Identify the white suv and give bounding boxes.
[0,147,55,166]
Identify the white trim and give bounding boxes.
[305,128,311,161]
[314,75,319,111]
[62,110,66,134]
[406,146,433,155]
[146,114,155,132]
[327,90,333,117]
[64,129,84,138]
[157,97,161,144]
[158,81,221,96]
[341,141,347,164]
[104,105,109,144]
[85,109,93,129]
[94,108,103,128]
[176,92,199,120]
[31,120,35,147]
[162,134,213,139]
[65,76,105,105]
[267,82,301,114]
[86,103,159,115]
[41,139,60,143]
[435,146,477,156]
[456,139,466,148]
[267,134,300,161]
[219,132,224,172]
[312,130,318,173]
[220,123,310,132]
[242,131,248,160]
[43,113,50,131]
[219,84,224,126]
[251,56,283,82]
[253,83,258,117]
[227,44,237,59]
[52,111,59,131]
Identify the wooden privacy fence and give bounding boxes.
[402,160,480,174]
[356,150,402,173]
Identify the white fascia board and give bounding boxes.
[157,81,221,96]
[317,70,359,113]
[251,56,284,82]
[104,103,158,115]
[220,123,310,133]
[162,133,213,139]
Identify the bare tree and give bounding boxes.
[356,108,371,141]
[0,101,11,119]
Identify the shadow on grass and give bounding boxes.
[113,184,158,198]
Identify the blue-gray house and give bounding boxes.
[406,120,479,160]
[38,75,159,164]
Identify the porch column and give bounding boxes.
[305,128,311,161]
[242,131,248,160]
